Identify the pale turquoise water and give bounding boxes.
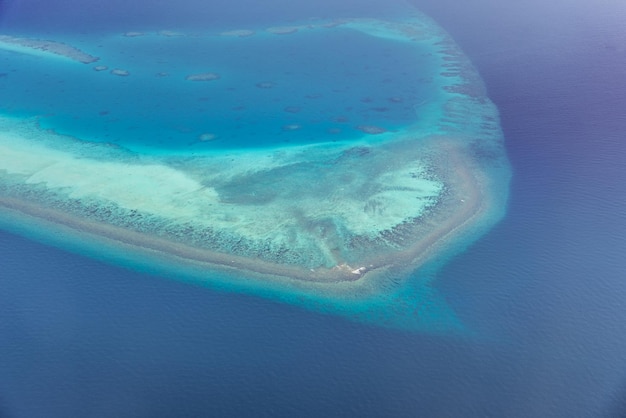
[1,26,439,151]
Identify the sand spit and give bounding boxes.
[0,35,99,64]
[0,194,365,285]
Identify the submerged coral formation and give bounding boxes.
[266,26,299,35]
[185,72,221,81]
[110,69,130,76]
[220,29,255,37]
[0,34,99,63]
[356,125,387,135]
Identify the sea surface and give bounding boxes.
[1,23,435,151]
[1,0,626,417]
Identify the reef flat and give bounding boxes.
[0,121,456,281]
[0,34,99,63]
[0,11,510,331]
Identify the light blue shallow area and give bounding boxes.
[0,26,438,151]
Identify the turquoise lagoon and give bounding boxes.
[0,8,510,332]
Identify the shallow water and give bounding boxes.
[5,0,624,416]
[1,26,436,151]
[0,0,510,333]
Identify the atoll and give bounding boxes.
[0,12,510,331]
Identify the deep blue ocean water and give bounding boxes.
[2,0,626,417]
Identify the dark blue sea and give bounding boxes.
[1,0,626,416]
